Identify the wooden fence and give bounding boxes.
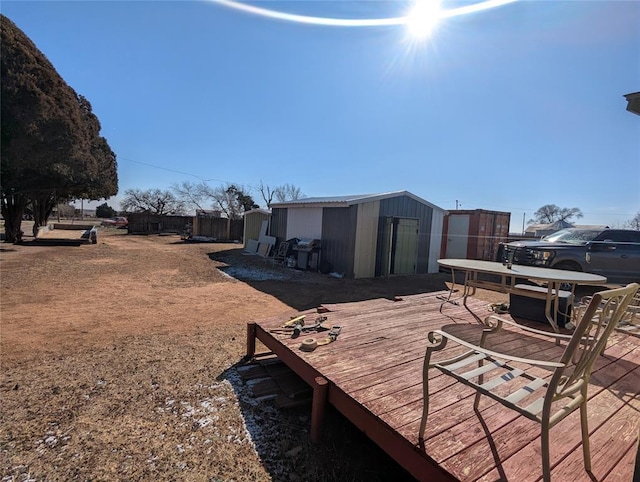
[126,213,243,241]
[193,217,243,241]
[127,213,192,235]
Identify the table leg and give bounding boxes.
[438,267,465,311]
[462,270,472,308]
[467,270,477,297]
[544,283,562,344]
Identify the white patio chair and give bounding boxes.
[419,283,640,482]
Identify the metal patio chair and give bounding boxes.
[573,290,640,338]
[617,291,640,337]
[419,283,640,482]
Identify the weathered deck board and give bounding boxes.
[477,366,640,481]
[248,291,640,481]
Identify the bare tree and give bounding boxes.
[172,182,259,218]
[121,188,186,215]
[171,181,208,212]
[258,181,304,206]
[528,204,583,225]
[624,212,640,230]
[274,183,304,203]
[199,183,257,219]
[258,181,277,207]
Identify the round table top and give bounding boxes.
[437,258,607,285]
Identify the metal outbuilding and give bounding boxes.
[268,191,447,279]
[242,208,271,249]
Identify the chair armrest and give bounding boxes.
[429,329,566,369]
[484,314,574,341]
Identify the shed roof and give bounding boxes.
[624,91,640,116]
[269,190,447,212]
[243,208,271,216]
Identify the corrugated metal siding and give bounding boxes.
[243,212,270,247]
[321,206,358,278]
[353,201,380,278]
[475,211,510,261]
[286,207,323,240]
[269,208,287,242]
[375,195,434,276]
[441,210,511,262]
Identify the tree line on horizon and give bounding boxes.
[113,181,304,219]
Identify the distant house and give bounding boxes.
[525,220,574,237]
[268,191,447,279]
[525,221,609,238]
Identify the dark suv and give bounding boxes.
[501,228,640,284]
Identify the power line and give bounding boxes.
[118,157,638,217]
[118,157,268,191]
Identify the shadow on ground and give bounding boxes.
[208,248,452,311]
[219,358,417,482]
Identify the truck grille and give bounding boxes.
[503,245,536,265]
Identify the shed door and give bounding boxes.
[445,215,469,259]
[392,218,419,275]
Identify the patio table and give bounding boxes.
[437,258,607,332]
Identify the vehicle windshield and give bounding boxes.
[543,229,600,244]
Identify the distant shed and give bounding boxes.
[441,209,510,261]
[268,191,447,279]
[243,208,271,249]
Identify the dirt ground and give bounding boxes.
[0,227,508,481]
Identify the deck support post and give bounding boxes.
[310,376,328,443]
[246,322,256,359]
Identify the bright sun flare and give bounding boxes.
[406,0,442,39]
[212,0,519,29]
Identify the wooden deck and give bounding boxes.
[246,291,640,482]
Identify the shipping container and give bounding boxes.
[441,209,511,261]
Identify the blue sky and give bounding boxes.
[3,0,639,233]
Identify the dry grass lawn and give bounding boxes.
[1,227,508,481]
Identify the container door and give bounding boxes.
[445,215,469,259]
[392,218,419,275]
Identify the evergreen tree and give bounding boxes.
[1,15,118,242]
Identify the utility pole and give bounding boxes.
[522,213,525,235]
